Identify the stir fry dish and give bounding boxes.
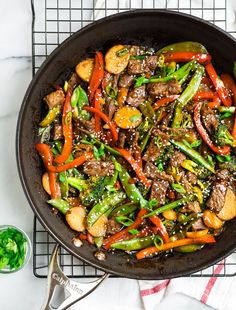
[36,41,236,261]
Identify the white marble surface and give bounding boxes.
[0,0,234,309]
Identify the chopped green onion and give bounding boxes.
[154,235,164,250]
[128,229,139,235]
[216,154,231,163]
[105,85,118,99]
[115,216,134,227]
[129,114,142,123]
[116,47,129,57]
[171,183,186,194]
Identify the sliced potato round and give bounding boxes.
[42,172,51,195]
[114,106,142,129]
[87,214,108,237]
[76,58,94,82]
[203,210,223,229]
[105,45,130,74]
[218,188,236,221]
[66,206,86,232]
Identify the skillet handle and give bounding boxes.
[41,244,109,310]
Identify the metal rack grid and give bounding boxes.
[32,0,236,278]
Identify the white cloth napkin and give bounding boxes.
[92,1,236,310]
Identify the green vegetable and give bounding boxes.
[48,198,72,214]
[110,235,155,250]
[94,237,103,249]
[118,166,148,209]
[0,228,27,271]
[105,85,117,99]
[154,235,164,250]
[38,125,51,143]
[87,191,126,227]
[143,195,194,218]
[171,183,186,194]
[115,215,134,226]
[214,124,236,147]
[71,85,90,120]
[140,125,154,152]
[215,154,231,163]
[149,199,158,209]
[93,144,105,160]
[139,101,155,118]
[109,202,139,218]
[170,140,215,173]
[218,106,235,114]
[67,177,88,191]
[156,41,208,55]
[128,229,139,235]
[172,64,204,128]
[116,47,129,57]
[39,105,61,127]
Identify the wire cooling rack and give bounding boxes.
[32,0,236,278]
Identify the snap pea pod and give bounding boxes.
[48,198,72,214]
[139,101,155,118]
[67,177,88,191]
[143,195,194,218]
[71,85,91,120]
[156,41,208,55]
[118,166,149,209]
[39,105,61,127]
[140,125,154,153]
[174,244,203,253]
[87,191,126,227]
[110,235,155,250]
[170,140,215,173]
[109,202,139,218]
[172,64,204,128]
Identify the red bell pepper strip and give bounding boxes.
[133,145,142,169]
[35,144,61,199]
[221,73,236,106]
[149,216,169,243]
[83,106,118,143]
[136,235,216,260]
[164,52,212,63]
[54,89,73,164]
[103,208,147,250]
[207,93,221,109]
[88,51,104,103]
[48,172,61,199]
[94,89,102,133]
[194,101,231,155]
[153,95,179,111]
[193,91,215,100]
[201,76,213,88]
[35,143,94,173]
[205,63,232,107]
[114,147,152,187]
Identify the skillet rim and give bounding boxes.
[16,9,236,279]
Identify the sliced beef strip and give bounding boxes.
[43,89,65,109]
[53,124,63,140]
[186,171,197,185]
[117,131,126,148]
[74,143,93,157]
[144,162,174,184]
[214,169,230,181]
[183,201,201,213]
[147,78,181,97]
[127,56,158,75]
[201,106,219,133]
[118,74,135,88]
[169,151,186,167]
[142,138,163,162]
[68,72,79,89]
[192,218,207,230]
[180,173,193,194]
[150,180,169,205]
[106,217,122,235]
[154,126,198,142]
[74,117,95,134]
[161,111,173,127]
[126,85,146,107]
[206,180,227,212]
[83,160,115,176]
[126,129,140,149]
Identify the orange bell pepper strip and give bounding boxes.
[114,147,152,187]
[194,101,231,155]
[94,89,102,133]
[205,63,232,107]
[35,143,94,173]
[149,215,169,243]
[136,235,216,260]
[54,89,73,164]
[88,51,104,103]
[35,144,60,199]
[103,208,147,250]
[83,106,118,143]
[153,95,179,111]
[164,52,212,63]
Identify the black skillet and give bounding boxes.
[16,10,236,280]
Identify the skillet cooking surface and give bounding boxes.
[16,10,236,279]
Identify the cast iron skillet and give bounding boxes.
[16,10,236,279]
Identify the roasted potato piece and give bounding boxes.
[217,188,236,221]
[105,45,130,74]
[66,206,86,232]
[42,172,51,195]
[76,58,94,82]
[87,214,108,237]
[203,210,223,229]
